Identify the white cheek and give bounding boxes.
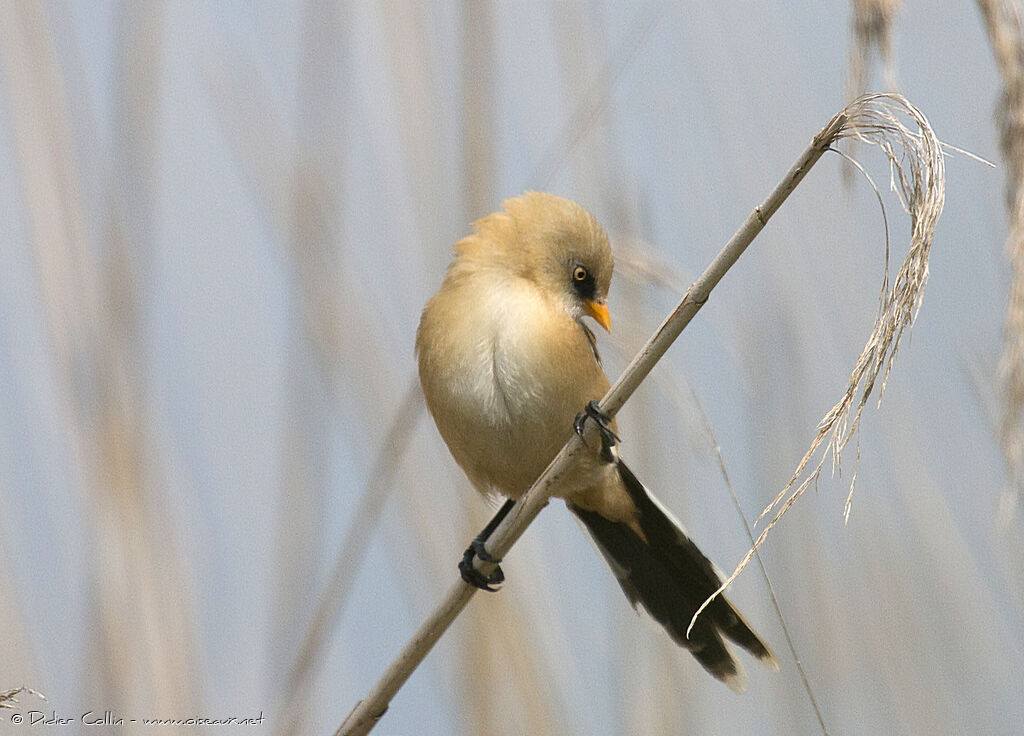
[562,293,584,322]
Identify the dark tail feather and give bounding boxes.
[569,461,777,691]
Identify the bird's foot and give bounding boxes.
[459,539,505,591]
[458,498,514,591]
[574,400,619,462]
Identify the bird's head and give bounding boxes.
[458,191,613,332]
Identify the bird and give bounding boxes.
[415,191,777,691]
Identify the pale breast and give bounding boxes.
[417,274,608,498]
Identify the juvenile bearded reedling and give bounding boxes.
[416,191,778,690]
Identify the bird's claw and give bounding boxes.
[459,539,505,592]
[574,400,619,462]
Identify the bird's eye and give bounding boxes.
[573,266,588,282]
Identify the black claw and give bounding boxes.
[458,499,515,592]
[574,400,620,462]
[459,542,505,591]
[470,537,498,563]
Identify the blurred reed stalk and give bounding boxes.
[337,99,872,736]
[0,401,39,684]
[456,4,572,734]
[844,0,899,183]
[272,0,350,698]
[548,4,678,731]
[976,0,1024,524]
[460,5,509,733]
[206,6,416,733]
[532,5,660,193]
[846,0,899,99]
[276,379,422,733]
[1,1,198,726]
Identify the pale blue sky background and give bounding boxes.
[0,2,1020,735]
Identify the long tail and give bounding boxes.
[569,461,778,692]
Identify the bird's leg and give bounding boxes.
[574,400,620,463]
[459,498,515,591]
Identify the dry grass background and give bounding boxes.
[0,2,1021,736]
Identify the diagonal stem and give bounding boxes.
[336,109,849,736]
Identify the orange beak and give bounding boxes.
[584,299,611,332]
